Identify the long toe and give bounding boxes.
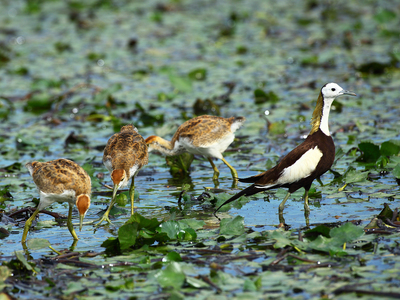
[94,214,113,228]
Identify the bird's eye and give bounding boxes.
[331,88,336,91]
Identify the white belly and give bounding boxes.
[277,146,323,185]
[38,189,76,210]
[179,134,234,159]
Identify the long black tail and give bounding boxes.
[214,184,262,214]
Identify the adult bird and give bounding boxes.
[96,124,148,226]
[215,83,356,216]
[23,158,91,243]
[145,115,246,181]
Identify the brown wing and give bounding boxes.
[30,159,91,196]
[103,125,149,175]
[171,115,233,147]
[240,130,334,187]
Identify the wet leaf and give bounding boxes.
[374,9,396,24]
[166,153,194,176]
[186,276,209,288]
[329,222,364,244]
[392,163,400,179]
[159,220,181,239]
[162,251,182,263]
[193,98,220,115]
[254,89,279,104]
[26,238,51,250]
[357,142,380,163]
[14,251,34,272]
[155,262,185,289]
[118,223,139,250]
[188,68,207,81]
[220,216,244,236]
[380,141,400,157]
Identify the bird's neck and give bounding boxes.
[309,92,334,136]
[149,136,179,156]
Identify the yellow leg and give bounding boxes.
[67,204,79,240]
[304,190,310,212]
[129,176,135,216]
[220,156,238,181]
[94,198,117,227]
[207,157,220,180]
[304,190,310,227]
[278,192,291,213]
[22,208,40,243]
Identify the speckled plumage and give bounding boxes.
[145,115,245,181]
[96,124,148,226]
[103,125,148,177]
[26,159,91,200]
[23,158,91,243]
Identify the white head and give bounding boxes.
[311,82,356,136]
[321,83,356,99]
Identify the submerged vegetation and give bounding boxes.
[1,0,400,298]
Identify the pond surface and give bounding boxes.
[1,0,400,298]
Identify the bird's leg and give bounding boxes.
[94,182,121,227]
[207,157,220,181]
[278,192,291,213]
[303,190,310,227]
[67,203,79,240]
[94,198,117,227]
[129,176,135,216]
[303,190,310,212]
[278,212,286,225]
[21,208,40,243]
[220,156,238,181]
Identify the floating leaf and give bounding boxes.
[344,169,369,184]
[304,225,331,241]
[254,89,279,104]
[14,251,34,272]
[162,251,182,263]
[159,221,181,239]
[380,141,400,157]
[358,142,380,163]
[118,222,139,250]
[269,120,286,135]
[166,153,194,176]
[374,9,396,24]
[188,68,207,81]
[220,216,244,236]
[26,238,51,250]
[186,276,209,288]
[393,163,400,179]
[330,222,364,244]
[155,262,185,289]
[193,98,220,115]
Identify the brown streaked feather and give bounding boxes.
[171,115,244,147]
[28,159,91,196]
[103,124,149,177]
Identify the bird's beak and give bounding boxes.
[79,214,84,231]
[112,183,119,201]
[340,90,357,96]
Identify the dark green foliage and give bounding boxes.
[192,98,220,115]
[254,89,279,104]
[166,153,194,176]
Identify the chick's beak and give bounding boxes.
[112,183,119,200]
[79,214,85,231]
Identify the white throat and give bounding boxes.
[320,97,334,136]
